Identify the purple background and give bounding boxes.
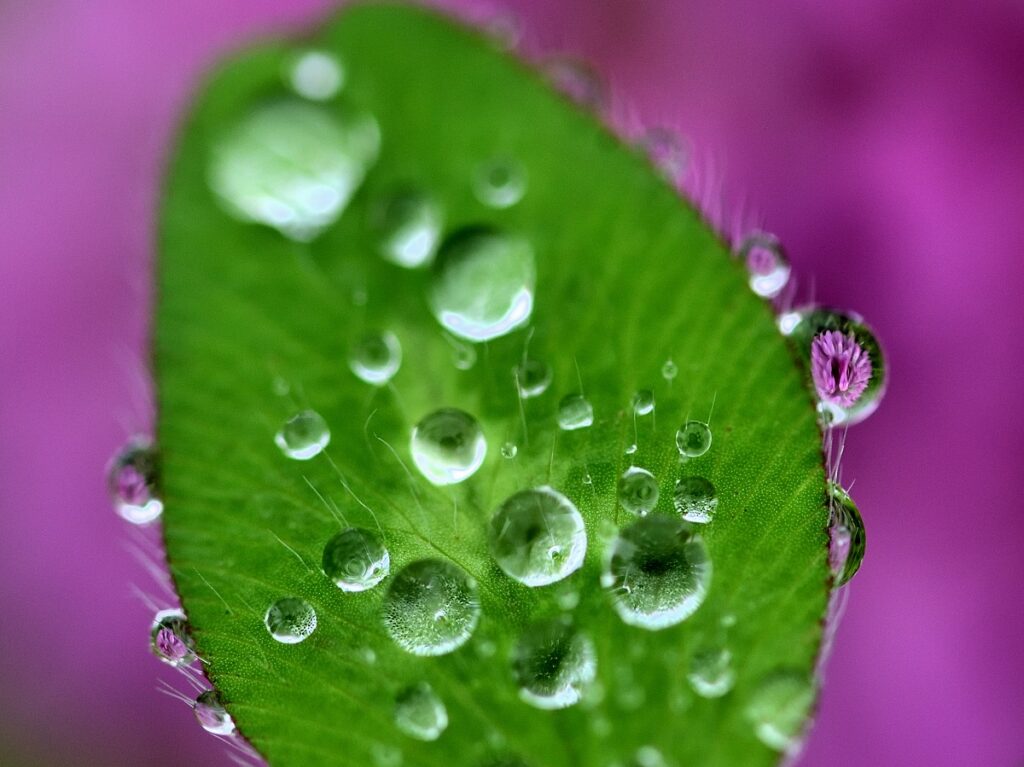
[1,1,1022,765]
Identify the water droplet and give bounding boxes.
[410,408,487,485]
[604,515,712,630]
[661,359,678,382]
[349,330,402,385]
[625,443,638,455]
[501,442,518,459]
[488,486,587,586]
[514,358,552,399]
[107,437,162,524]
[383,559,480,656]
[445,333,478,370]
[371,743,403,767]
[618,467,659,517]
[556,394,594,430]
[272,376,291,396]
[687,647,735,698]
[429,228,535,342]
[287,50,345,101]
[721,612,737,627]
[542,56,606,110]
[675,420,711,458]
[474,157,527,209]
[149,609,196,666]
[777,310,802,336]
[785,307,886,426]
[264,597,317,644]
[739,231,790,299]
[640,127,688,186]
[208,100,379,241]
[673,476,718,523]
[828,481,865,586]
[370,189,444,269]
[512,618,596,710]
[745,671,815,751]
[632,746,667,767]
[321,527,390,592]
[193,690,235,735]
[275,409,330,460]
[556,586,580,610]
[394,682,448,741]
[632,390,655,416]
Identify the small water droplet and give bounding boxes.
[150,609,196,667]
[556,393,594,430]
[370,189,444,268]
[474,157,527,209]
[739,231,790,299]
[632,746,667,767]
[618,466,659,516]
[542,56,606,110]
[208,100,379,241]
[349,330,402,385]
[512,618,596,710]
[514,358,552,399]
[721,612,737,627]
[383,559,480,656]
[275,409,330,460]
[632,390,655,416]
[264,597,317,645]
[193,690,235,735]
[661,359,678,381]
[107,437,162,524]
[604,515,712,630]
[675,420,711,458]
[321,527,390,592]
[687,647,735,698]
[828,481,865,586]
[786,306,886,426]
[410,408,487,485]
[488,486,587,586]
[272,376,291,396]
[445,334,478,370]
[501,442,518,459]
[371,743,403,767]
[430,227,535,342]
[394,682,448,741]
[673,476,718,523]
[624,443,638,455]
[745,671,815,751]
[287,49,345,101]
[640,127,689,186]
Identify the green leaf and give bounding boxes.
[156,4,829,766]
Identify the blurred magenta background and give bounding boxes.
[2,1,1022,765]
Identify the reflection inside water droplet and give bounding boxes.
[107,437,162,524]
[739,231,790,299]
[322,527,390,592]
[264,597,317,644]
[194,690,236,736]
[675,420,711,458]
[618,467,659,517]
[150,609,196,667]
[828,481,865,586]
[673,476,718,523]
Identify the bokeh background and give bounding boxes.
[2,0,1022,765]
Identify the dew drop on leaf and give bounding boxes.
[673,476,718,524]
[107,437,162,524]
[514,358,552,399]
[739,231,791,299]
[744,671,815,751]
[675,420,711,458]
[369,188,444,268]
[274,410,330,460]
[321,527,390,592]
[501,442,518,459]
[661,359,678,382]
[264,597,318,644]
[150,609,196,667]
[193,690,236,736]
[556,393,594,430]
[474,157,527,209]
[394,682,448,741]
[603,515,712,630]
[828,481,866,587]
[687,647,735,698]
[618,466,659,517]
[631,389,655,415]
[287,49,345,101]
[349,330,402,385]
[410,407,487,485]
[512,618,596,710]
[383,559,480,656]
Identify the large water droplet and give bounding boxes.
[429,228,535,342]
[604,516,712,630]
[150,609,196,667]
[287,50,345,101]
[264,597,317,644]
[410,408,487,486]
[488,486,587,586]
[474,157,527,209]
[349,330,402,385]
[394,682,448,741]
[675,420,711,458]
[383,559,480,656]
[370,189,444,269]
[739,231,790,299]
[107,437,162,524]
[744,671,815,751]
[632,390,655,416]
[618,467,659,517]
[275,410,330,460]
[828,481,865,587]
[785,306,886,426]
[687,647,735,698]
[322,527,390,592]
[194,690,236,736]
[208,100,379,241]
[556,394,594,430]
[673,476,718,523]
[514,358,552,399]
[512,618,596,710]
